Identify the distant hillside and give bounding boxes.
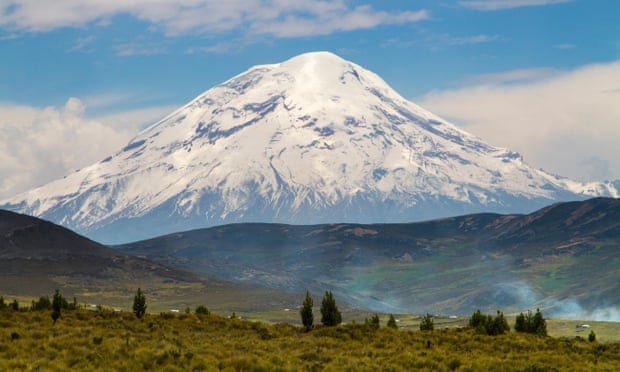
[117,198,620,316]
[0,210,302,312]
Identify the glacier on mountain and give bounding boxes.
[2,51,617,243]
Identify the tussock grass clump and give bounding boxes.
[0,310,619,370]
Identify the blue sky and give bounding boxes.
[0,0,619,197]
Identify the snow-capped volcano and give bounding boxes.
[2,51,618,243]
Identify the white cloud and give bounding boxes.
[0,1,428,37]
[459,0,572,11]
[114,42,167,56]
[0,98,172,199]
[447,34,499,45]
[67,35,95,52]
[465,67,558,84]
[553,43,576,49]
[420,61,620,182]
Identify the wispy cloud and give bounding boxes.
[115,43,166,57]
[67,35,95,53]
[448,34,499,45]
[553,43,576,49]
[0,33,17,40]
[185,41,240,55]
[420,61,620,182]
[459,0,572,11]
[466,67,558,84]
[0,1,429,38]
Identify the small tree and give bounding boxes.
[132,288,147,319]
[300,290,314,330]
[514,308,547,336]
[0,296,6,310]
[468,309,485,328]
[468,309,509,335]
[514,312,526,332]
[320,291,341,326]
[365,314,380,330]
[195,305,209,315]
[387,314,398,329]
[588,330,596,342]
[532,308,547,336]
[52,289,62,323]
[420,313,434,331]
[10,299,19,311]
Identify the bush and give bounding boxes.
[32,296,52,311]
[93,336,103,345]
[420,313,434,331]
[588,330,596,342]
[195,305,210,315]
[320,291,341,327]
[10,332,20,341]
[514,309,547,336]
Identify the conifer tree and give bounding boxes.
[133,288,147,319]
[514,312,526,332]
[420,313,434,331]
[532,308,547,336]
[387,314,398,329]
[52,289,62,323]
[300,290,314,330]
[0,296,6,310]
[320,291,341,326]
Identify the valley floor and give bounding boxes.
[1,310,619,371]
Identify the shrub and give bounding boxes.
[387,314,398,329]
[320,291,341,326]
[93,336,103,345]
[589,330,596,342]
[133,288,147,319]
[195,305,210,315]
[420,313,434,331]
[159,312,175,319]
[32,296,52,311]
[300,290,314,330]
[10,332,20,341]
[0,297,6,310]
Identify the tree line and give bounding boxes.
[0,288,596,341]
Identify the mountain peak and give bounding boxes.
[2,52,617,243]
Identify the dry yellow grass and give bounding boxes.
[1,309,619,371]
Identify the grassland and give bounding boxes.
[1,309,619,371]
